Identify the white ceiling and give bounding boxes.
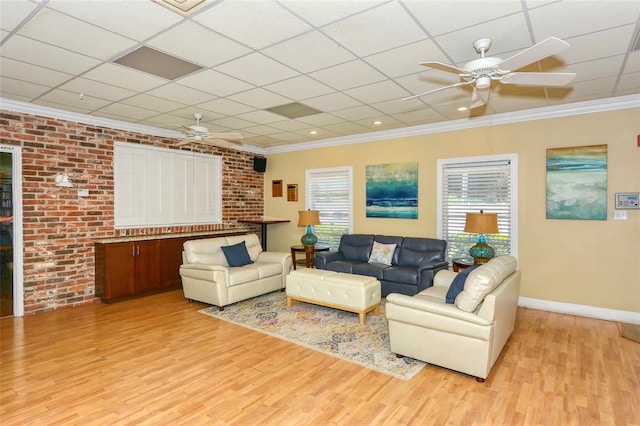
[1,0,639,152]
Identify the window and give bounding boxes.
[437,154,518,263]
[114,142,222,228]
[305,167,353,250]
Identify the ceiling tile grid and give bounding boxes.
[0,0,638,150]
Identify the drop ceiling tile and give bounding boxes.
[33,99,95,114]
[370,97,427,115]
[82,64,168,92]
[559,26,636,65]
[46,0,183,41]
[1,35,101,75]
[322,2,426,57]
[345,80,411,104]
[403,0,524,37]
[262,31,356,74]
[264,75,335,101]
[309,60,386,91]
[97,102,160,120]
[295,113,344,126]
[1,30,8,43]
[551,76,619,103]
[0,76,50,99]
[324,121,369,134]
[303,92,362,112]
[331,105,383,121]
[279,0,387,27]
[0,57,72,87]
[59,77,136,102]
[215,53,299,86]
[193,1,311,50]
[529,0,640,41]
[395,72,466,103]
[353,116,405,130]
[38,88,111,111]
[565,56,626,82]
[121,93,186,113]
[143,113,203,129]
[177,70,253,97]
[0,0,39,31]
[240,124,282,136]
[489,88,550,112]
[147,21,251,67]
[268,120,310,132]
[616,72,640,92]
[211,116,259,130]
[19,8,136,59]
[196,98,254,116]
[227,88,292,110]
[623,51,640,74]
[394,107,444,125]
[235,110,288,125]
[365,39,450,79]
[147,83,214,105]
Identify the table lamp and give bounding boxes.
[464,210,499,265]
[298,210,320,248]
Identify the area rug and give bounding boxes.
[617,322,640,344]
[198,291,426,380]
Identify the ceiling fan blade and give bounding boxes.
[497,37,571,73]
[202,139,242,147]
[207,132,243,141]
[469,86,490,109]
[500,72,577,86]
[420,61,469,75]
[176,139,193,146]
[403,80,474,101]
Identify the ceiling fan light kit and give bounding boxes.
[405,37,577,110]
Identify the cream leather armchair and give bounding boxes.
[385,255,520,382]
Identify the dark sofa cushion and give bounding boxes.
[338,234,375,262]
[383,265,418,285]
[324,260,360,274]
[398,237,447,266]
[353,262,386,279]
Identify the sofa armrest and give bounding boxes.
[386,293,492,326]
[315,251,344,269]
[417,259,449,273]
[433,269,458,288]
[180,263,229,272]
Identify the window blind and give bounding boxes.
[441,159,513,262]
[306,167,352,250]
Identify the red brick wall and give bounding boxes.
[0,110,264,314]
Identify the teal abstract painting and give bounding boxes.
[546,145,607,220]
[366,162,418,219]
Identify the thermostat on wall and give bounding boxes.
[615,193,640,209]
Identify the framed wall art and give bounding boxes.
[366,162,418,219]
[546,144,607,220]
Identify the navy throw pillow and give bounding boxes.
[445,265,479,304]
[221,241,254,267]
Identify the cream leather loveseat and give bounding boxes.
[385,255,520,382]
[180,234,292,310]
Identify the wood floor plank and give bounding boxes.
[1,290,638,425]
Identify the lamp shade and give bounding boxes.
[298,210,320,227]
[464,211,498,235]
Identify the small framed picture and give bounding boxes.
[287,184,298,201]
[272,180,283,197]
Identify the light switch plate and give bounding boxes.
[77,188,89,197]
[614,210,627,220]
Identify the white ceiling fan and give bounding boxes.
[404,37,577,109]
[177,113,243,148]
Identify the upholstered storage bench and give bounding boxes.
[286,269,381,324]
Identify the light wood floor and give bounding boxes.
[1,290,638,426]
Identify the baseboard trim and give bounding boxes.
[518,297,640,325]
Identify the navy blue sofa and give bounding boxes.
[315,234,448,297]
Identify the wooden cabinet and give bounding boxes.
[95,232,246,303]
[96,239,177,303]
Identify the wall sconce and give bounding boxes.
[55,173,74,188]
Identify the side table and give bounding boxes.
[452,258,474,272]
[290,244,330,270]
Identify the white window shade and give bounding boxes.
[114,142,221,228]
[306,167,353,250]
[439,155,517,262]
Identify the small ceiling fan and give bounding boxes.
[177,113,243,148]
[404,37,577,109]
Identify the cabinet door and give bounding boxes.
[158,237,186,289]
[134,240,160,293]
[101,242,135,300]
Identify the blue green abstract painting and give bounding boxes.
[546,144,607,220]
[366,162,418,219]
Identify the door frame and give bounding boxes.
[0,145,23,317]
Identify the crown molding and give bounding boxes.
[2,94,638,156]
[266,94,640,154]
